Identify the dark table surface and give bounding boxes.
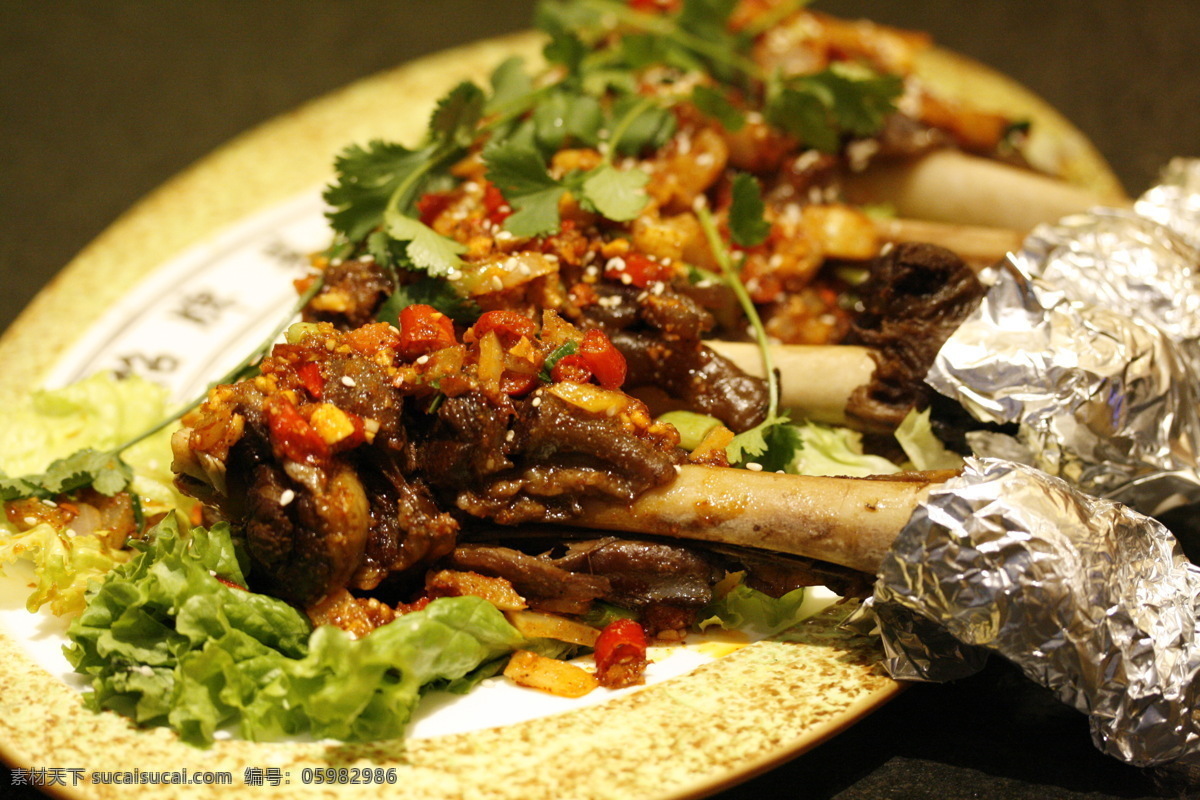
[3,2,1199,798]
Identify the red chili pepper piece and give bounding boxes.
[397,304,457,360]
[265,397,329,465]
[296,361,325,400]
[470,309,537,346]
[482,181,512,226]
[604,252,674,289]
[594,618,648,689]
[214,575,247,591]
[579,329,627,389]
[417,191,455,227]
[551,353,594,385]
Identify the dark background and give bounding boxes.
[2,2,1199,798]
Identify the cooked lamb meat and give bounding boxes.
[172,312,683,607]
[844,242,986,430]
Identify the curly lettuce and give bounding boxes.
[0,372,192,614]
[65,516,525,746]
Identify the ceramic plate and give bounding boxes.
[0,29,1119,800]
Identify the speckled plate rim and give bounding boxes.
[0,25,1120,800]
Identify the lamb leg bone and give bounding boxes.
[705,341,876,426]
[574,465,940,574]
[844,150,1126,232]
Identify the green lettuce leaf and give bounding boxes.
[0,524,129,616]
[66,517,524,746]
[894,407,964,471]
[0,372,192,614]
[697,578,809,637]
[788,421,902,478]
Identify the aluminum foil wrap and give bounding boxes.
[867,162,1200,767]
[926,160,1200,516]
[876,457,1200,767]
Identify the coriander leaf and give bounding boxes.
[691,85,745,131]
[428,81,486,150]
[815,66,903,137]
[578,163,649,222]
[676,0,750,83]
[377,277,480,326]
[505,190,568,238]
[532,90,604,152]
[385,215,466,277]
[764,85,839,153]
[543,29,588,76]
[617,32,706,74]
[729,173,770,247]
[324,140,438,242]
[486,57,535,114]
[534,0,606,42]
[1,449,133,502]
[608,94,677,157]
[484,139,568,237]
[366,230,411,274]
[726,415,802,472]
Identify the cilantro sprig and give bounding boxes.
[695,175,799,469]
[324,81,486,278]
[482,92,664,238]
[535,0,903,152]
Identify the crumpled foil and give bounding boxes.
[926,161,1200,516]
[876,457,1200,767]
[867,161,1200,768]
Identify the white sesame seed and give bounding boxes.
[491,275,505,292]
[416,355,430,365]
[673,464,683,474]
[695,153,715,167]
[745,462,764,472]
[606,256,626,272]
[532,397,542,407]
[23,516,38,526]
[41,499,57,508]
[279,489,296,506]
[341,376,357,387]
[620,273,633,285]
[360,253,375,264]
[446,269,461,280]
[505,430,516,442]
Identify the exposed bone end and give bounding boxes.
[573,465,946,575]
[843,150,1128,232]
[704,341,877,426]
[873,217,1023,268]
